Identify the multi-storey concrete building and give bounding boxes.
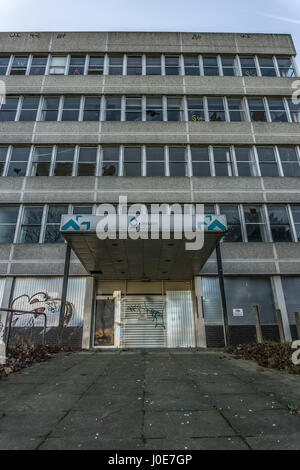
[0,31,299,350]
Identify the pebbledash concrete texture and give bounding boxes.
[0,32,299,350]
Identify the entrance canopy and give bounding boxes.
[60,214,227,280]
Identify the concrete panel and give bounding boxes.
[107,31,181,53]
[0,264,9,275]
[100,122,189,144]
[274,243,300,260]
[191,177,262,191]
[33,122,100,144]
[0,122,35,144]
[221,243,275,260]
[188,122,255,145]
[95,191,193,204]
[97,176,191,191]
[0,32,52,53]
[49,32,108,53]
[3,76,44,94]
[42,75,104,95]
[12,243,67,261]
[180,32,295,55]
[192,190,265,204]
[222,260,278,275]
[103,75,185,95]
[278,262,300,274]
[244,77,296,96]
[253,123,300,145]
[0,245,12,261]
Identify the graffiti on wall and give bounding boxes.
[10,292,74,328]
[128,303,165,329]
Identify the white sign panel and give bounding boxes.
[233,308,244,317]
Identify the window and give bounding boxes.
[88,56,104,75]
[207,98,225,121]
[213,147,233,176]
[10,56,28,75]
[0,56,10,75]
[184,56,200,76]
[191,146,211,176]
[247,98,267,122]
[146,97,163,121]
[258,57,277,76]
[49,56,67,75]
[29,56,48,75]
[146,56,161,75]
[109,56,123,75]
[68,56,85,75]
[168,147,187,176]
[54,147,75,176]
[126,97,142,121]
[240,57,257,77]
[188,98,205,122]
[243,205,267,242]
[61,97,81,121]
[105,97,121,121]
[235,147,257,176]
[19,97,40,121]
[167,98,183,121]
[203,56,219,76]
[0,97,19,121]
[278,147,300,177]
[268,206,292,242]
[257,147,279,176]
[165,56,180,75]
[32,147,52,176]
[73,205,93,214]
[127,56,142,75]
[291,205,300,241]
[44,205,68,243]
[102,147,119,176]
[0,206,19,243]
[145,147,165,176]
[267,98,288,122]
[221,56,238,76]
[227,98,246,122]
[287,99,300,123]
[77,147,97,176]
[219,205,242,242]
[7,147,30,176]
[0,147,8,175]
[19,206,43,243]
[41,97,60,121]
[277,57,295,77]
[123,147,142,176]
[83,97,101,121]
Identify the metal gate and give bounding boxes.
[120,295,167,348]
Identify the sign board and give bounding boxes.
[233,308,244,317]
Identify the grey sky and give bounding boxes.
[0,0,299,63]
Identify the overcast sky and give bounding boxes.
[0,0,299,63]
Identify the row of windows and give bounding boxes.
[0,204,299,244]
[0,54,296,77]
[1,145,299,178]
[207,204,300,244]
[1,95,300,123]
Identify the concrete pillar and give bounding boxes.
[0,277,14,364]
[253,305,263,343]
[295,312,300,340]
[275,309,285,343]
[81,277,95,350]
[271,276,292,342]
[193,277,207,348]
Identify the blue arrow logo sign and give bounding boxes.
[61,216,91,231]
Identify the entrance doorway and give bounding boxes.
[93,297,115,346]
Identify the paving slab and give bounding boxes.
[0,350,300,450]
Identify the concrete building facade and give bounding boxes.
[0,31,299,349]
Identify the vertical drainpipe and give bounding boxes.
[216,243,230,347]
